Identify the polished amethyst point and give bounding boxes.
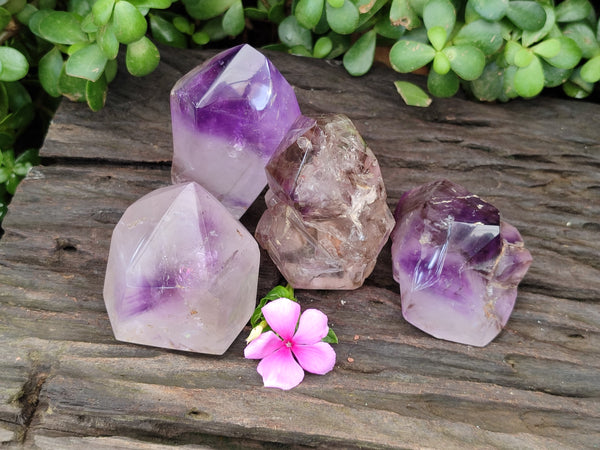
[256,114,395,290]
[170,44,302,219]
[103,182,260,355]
[391,180,532,346]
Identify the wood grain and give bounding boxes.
[1,47,599,448]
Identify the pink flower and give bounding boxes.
[244,297,336,390]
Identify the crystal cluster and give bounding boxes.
[103,182,260,355]
[170,44,301,219]
[391,180,532,346]
[255,114,395,290]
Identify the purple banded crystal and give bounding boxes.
[103,182,260,355]
[170,44,301,218]
[391,180,532,346]
[256,114,395,290]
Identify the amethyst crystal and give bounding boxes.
[103,182,260,355]
[170,44,301,218]
[255,114,395,290]
[391,180,532,346]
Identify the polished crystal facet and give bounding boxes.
[103,182,260,355]
[256,114,395,290]
[391,180,532,346]
[170,44,301,218]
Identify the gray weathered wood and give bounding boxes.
[1,47,599,448]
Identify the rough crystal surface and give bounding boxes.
[256,114,395,290]
[103,182,260,355]
[391,180,532,346]
[170,44,301,218]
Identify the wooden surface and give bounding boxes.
[1,47,599,448]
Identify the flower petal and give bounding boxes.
[257,346,305,390]
[262,297,301,341]
[244,331,283,360]
[292,342,336,375]
[294,308,329,345]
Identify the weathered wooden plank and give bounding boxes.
[1,47,599,448]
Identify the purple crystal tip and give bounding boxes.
[170,44,302,219]
[103,182,260,355]
[256,114,395,290]
[391,179,532,346]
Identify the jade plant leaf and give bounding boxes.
[278,15,312,50]
[37,11,88,44]
[92,0,114,26]
[423,0,455,35]
[313,36,333,58]
[580,55,600,83]
[562,23,600,59]
[58,66,87,102]
[0,47,29,82]
[150,14,187,48]
[427,69,459,97]
[97,25,120,59]
[38,47,63,97]
[469,0,508,21]
[468,61,504,101]
[65,43,107,81]
[326,0,358,34]
[222,0,244,36]
[443,45,485,80]
[128,0,173,8]
[453,19,503,55]
[126,36,159,76]
[432,51,450,74]
[0,7,11,30]
[394,80,432,107]
[427,26,447,51]
[295,0,324,29]
[86,74,107,111]
[542,36,582,69]
[514,54,544,97]
[389,40,435,72]
[541,59,572,87]
[531,38,560,59]
[555,0,593,23]
[390,0,421,30]
[563,68,593,98]
[521,5,555,47]
[505,1,546,31]
[182,0,235,20]
[343,29,376,76]
[112,1,148,44]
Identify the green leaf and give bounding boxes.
[326,0,358,35]
[250,285,296,328]
[540,59,572,87]
[4,0,25,14]
[514,54,544,97]
[222,0,244,36]
[0,48,28,82]
[390,0,421,30]
[327,0,343,7]
[192,30,210,45]
[86,74,107,111]
[92,0,115,26]
[81,12,99,32]
[468,60,503,101]
[443,45,485,80]
[531,38,560,59]
[0,7,12,30]
[423,0,455,35]
[427,69,459,97]
[112,0,147,44]
[173,16,194,34]
[580,54,600,82]
[325,31,351,58]
[37,11,88,44]
[343,29,376,76]
[182,0,235,20]
[389,40,435,72]
[104,58,118,82]
[267,0,285,24]
[15,4,38,26]
[562,23,600,59]
[200,16,227,41]
[149,14,187,48]
[313,36,333,58]
[0,82,8,119]
[453,19,503,55]
[506,1,546,31]
[296,0,324,29]
[555,0,593,23]
[563,67,593,98]
[374,13,405,39]
[65,43,107,81]
[69,0,92,16]
[244,7,267,21]
[469,0,508,21]
[514,47,533,67]
[394,80,432,107]
[427,26,447,51]
[125,36,159,76]
[98,25,120,59]
[542,36,582,69]
[4,81,31,111]
[38,47,63,97]
[28,9,53,37]
[432,51,451,74]
[278,15,312,49]
[521,5,555,47]
[128,0,172,8]
[321,328,338,344]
